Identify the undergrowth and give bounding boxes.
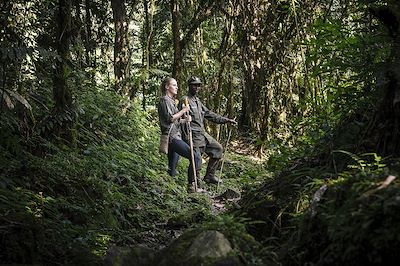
[0,85,215,265]
[236,141,400,265]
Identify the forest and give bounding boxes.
[2,0,400,265]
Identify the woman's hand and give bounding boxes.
[181,106,190,113]
[172,106,190,122]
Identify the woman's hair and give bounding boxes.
[160,77,175,95]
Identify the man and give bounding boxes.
[180,76,237,185]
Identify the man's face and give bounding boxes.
[189,83,201,95]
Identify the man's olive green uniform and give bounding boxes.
[180,93,231,183]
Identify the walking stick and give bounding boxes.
[217,124,232,193]
[184,98,198,192]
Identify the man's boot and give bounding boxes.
[204,158,223,184]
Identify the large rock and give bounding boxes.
[156,229,241,266]
[186,230,233,259]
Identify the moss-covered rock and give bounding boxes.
[156,229,241,266]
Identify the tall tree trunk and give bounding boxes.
[73,0,84,68]
[170,0,183,83]
[240,58,262,131]
[367,3,400,155]
[111,0,130,94]
[53,0,74,142]
[143,0,154,68]
[0,2,23,101]
[54,0,72,110]
[84,0,93,66]
[235,0,263,132]
[138,0,154,103]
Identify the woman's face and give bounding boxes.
[166,79,178,96]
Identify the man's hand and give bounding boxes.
[227,119,237,125]
[180,114,192,123]
[180,115,192,124]
[183,116,192,123]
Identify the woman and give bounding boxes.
[157,77,202,192]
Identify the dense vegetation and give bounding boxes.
[2,0,400,265]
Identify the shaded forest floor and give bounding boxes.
[140,139,268,250]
